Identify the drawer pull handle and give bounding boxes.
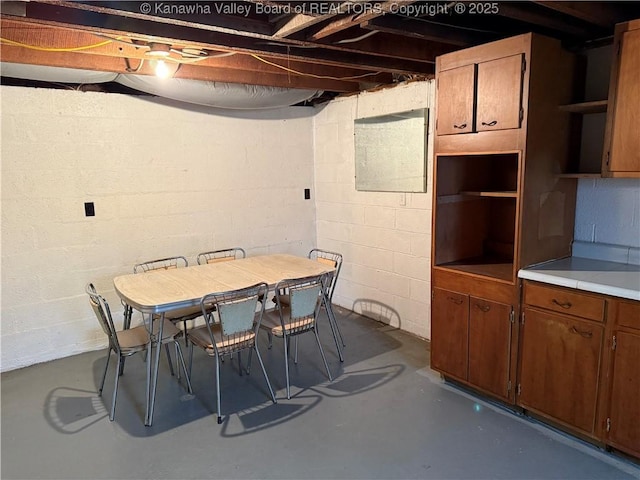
[552,299,572,309]
[453,123,467,130]
[481,120,498,127]
[447,296,463,305]
[570,326,593,339]
[474,304,490,312]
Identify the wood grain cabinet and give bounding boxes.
[431,33,577,404]
[436,54,524,136]
[518,282,605,438]
[603,300,640,457]
[431,288,515,400]
[603,19,640,177]
[518,281,640,458]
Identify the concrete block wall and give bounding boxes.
[1,86,316,371]
[313,81,435,339]
[574,178,640,249]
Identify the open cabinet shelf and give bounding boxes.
[434,152,520,283]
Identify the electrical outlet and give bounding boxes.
[84,202,95,217]
[304,188,311,200]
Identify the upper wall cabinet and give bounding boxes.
[603,19,640,177]
[437,54,524,136]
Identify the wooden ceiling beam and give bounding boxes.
[496,3,599,38]
[0,44,363,92]
[533,1,629,29]
[7,3,433,74]
[0,18,393,84]
[307,0,418,41]
[315,28,454,63]
[33,0,276,36]
[362,16,494,47]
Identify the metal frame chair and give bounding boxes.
[259,274,332,399]
[127,256,202,350]
[274,249,345,361]
[197,248,246,265]
[309,249,345,350]
[187,282,275,424]
[133,255,188,273]
[86,283,192,421]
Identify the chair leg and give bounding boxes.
[323,299,344,362]
[173,341,193,394]
[283,334,291,400]
[99,350,111,395]
[215,355,222,424]
[175,343,181,381]
[246,346,254,374]
[110,355,122,421]
[313,327,332,382]
[326,302,346,348]
[253,345,276,403]
[188,341,194,378]
[183,319,189,347]
[165,344,175,377]
[237,351,243,377]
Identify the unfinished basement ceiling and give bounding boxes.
[2,1,640,105]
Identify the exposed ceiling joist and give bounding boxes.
[533,1,630,29]
[363,16,494,46]
[1,1,639,103]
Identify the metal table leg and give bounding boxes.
[145,312,165,427]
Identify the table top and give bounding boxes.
[113,254,334,314]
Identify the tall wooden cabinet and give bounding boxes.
[431,33,578,404]
[603,19,640,177]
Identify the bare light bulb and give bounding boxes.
[155,60,171,79]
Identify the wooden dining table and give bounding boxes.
[113,253,341,426]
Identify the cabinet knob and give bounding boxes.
[474,303,491,313]
[481,120,498,127]
[552,299,572,309]
[453,123,467,129]
[447,296,463,305]
[570,326,593,339]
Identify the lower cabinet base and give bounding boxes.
[439,373,640,464]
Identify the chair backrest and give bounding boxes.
[274,274,324,326]
[197,248,246,265]
[86,283,121,352]
[200,282,268,353]
[133,256,188,273]
[308,249,342,301]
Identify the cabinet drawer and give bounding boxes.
[614,300,640,330]
[524,282,605,322]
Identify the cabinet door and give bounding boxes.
[431,288,469,380]
[476,54,524,132]
[607,331,640,457]
[468,297,512,399]
[608,27,640,174]
[437,65,475,135]
[518,307,603,435]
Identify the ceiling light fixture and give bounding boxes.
[147,42,171,58]
[154,59,171,78]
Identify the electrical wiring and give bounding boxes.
[0,37,114,51]
[250,54,382,80]
[0,35,223,65]
[1,36,380,80]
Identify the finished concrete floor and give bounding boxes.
[2,307,639,479]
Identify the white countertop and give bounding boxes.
[518,257,640,302]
